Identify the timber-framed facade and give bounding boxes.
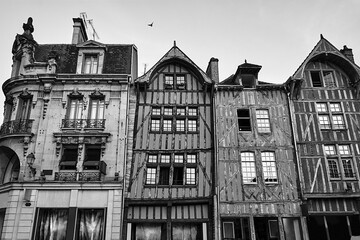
[123,44,216,240]
[287,36,360,240]
[216,62,305,240]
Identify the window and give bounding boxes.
[311,70,336,87]
[0,209,5,238]
[222,218,251,240]
[316,102,345,130]
[261,152,278,183]
[282,218,303,240]
[325,144,355,180]
[150,106,198,133]
[256,110,271,133]
[237,109,251,131]
[83,54,98,74]
[34,208,105,240]
[89,99,105,120]
[60,145,78,170]
[254,217,279,240]
[172,223,202,240]
[16,96,32,120]
[146,153,197,186]
[241,152,256,183]
[164,74,186,90]
[83,145,101,170]
[68,99,83,120]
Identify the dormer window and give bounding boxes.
[164,74,186,90]
[83,54,98,74]
[76,40,106,74]
[241,74,256,88]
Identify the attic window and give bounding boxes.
[83,54,98,74]
[311,71,322,87]
[241,74,256,88]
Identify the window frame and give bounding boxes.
[261,152,278,184]
[145,153,197,186]
[164,74,187,90]
[316,102,346,130]
[256,109,271,133]
[310,70,337,88]
[83,54,99,74]
[240,152,257,184]
[237,109,252,132]
[324,144,356,180]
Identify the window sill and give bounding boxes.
[145,184,197,188]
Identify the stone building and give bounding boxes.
[0,17,137,239]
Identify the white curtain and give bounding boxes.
[172,224,198,240]
[37,209,68,240]
[135,224,162,240]
[78,209,104,240]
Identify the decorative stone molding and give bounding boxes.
[42,99,49,119]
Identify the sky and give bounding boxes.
[0,0,359,121]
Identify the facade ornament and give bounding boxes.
[42,99,49,119]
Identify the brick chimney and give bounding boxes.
[71,18,88,44]
[340,45,355,63]
[206,57,219,83]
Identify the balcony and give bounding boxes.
[0,119,33,136]
[61,119,105,130]
[55,161,107,182]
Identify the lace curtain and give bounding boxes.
[172,224,199,240]
[78,209,104,240]
[37,209,68,240]
[135,224,162,240]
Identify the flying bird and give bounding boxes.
[148,22,153,27]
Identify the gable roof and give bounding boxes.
[135,43,213,84]
[291,35,360,82]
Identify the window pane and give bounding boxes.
[165,75,174,85]
[342,159,354,178]
[241,152,256,183]
[188,108,197,116]
[172,223,202,240]
[148,155,157,163]
[176,120,185,131]
[176,108,186,116]
[329,103,341,112]
[223,222,235,238]
[324,145,336,155]
[164,108,173,115]
[151,119,160,131]
[318,115,331,129]
[256,110,271,133]
[163,120,172,131]
[261,152,278,183]
[188,120,197,132]
[283,218,302,240]
[146,168,156,184]
[136,223,162,239]
[174,154,184,163]
[338,145,350,155]
[186,168,196,185]
[332,115,345,129]
[77,209,104,240]
[328,159,340,178]
[160,155,170,163]
[187,154,196,164]
[316,103,328,112]
[36,209,68,240]
[176,75,186,89]
[152,107,161,115]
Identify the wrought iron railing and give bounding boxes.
[0,119,33,136]
[61,119,105,129]
[54,172,102,181]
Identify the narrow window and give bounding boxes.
[146,168,157,184]
[342,159,354,178]
[0,209,5,238]
[89,99,105,120]
[185,168,196,185]
[176,119,185,132]
[261,152,278,183]
[150,119,160,131]
[237,109,251,131]
[241,152,256,183]
[159,167,170,185]
[16,97,32,120]
[176,75,186,89]
[323,71,336,87]
[165,75,174,89]
[173,167,184,185]
[223,222,235,239]
[77,209,105,239]
[83,145,101,170]
[187,119,197,132]
[256,110,271,133]
[163,119,172,132]
[83,55,98,74]
[328,159,340,179]
[67,99,83,120]
[34,209,69,240]
[311,71,322,87]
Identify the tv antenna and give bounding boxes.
[79,12,100,41]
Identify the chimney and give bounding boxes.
[71,18,88,44]
[340,45,355,63]
[206,57,219,83]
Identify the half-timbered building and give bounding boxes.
[216,62,305,240]
[287,35,360,240]
[124,43,216,240]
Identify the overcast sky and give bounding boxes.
[0,0,359,121]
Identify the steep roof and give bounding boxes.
[291,35,360,81]
[135,43,213,84]
[34,42,135,74]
